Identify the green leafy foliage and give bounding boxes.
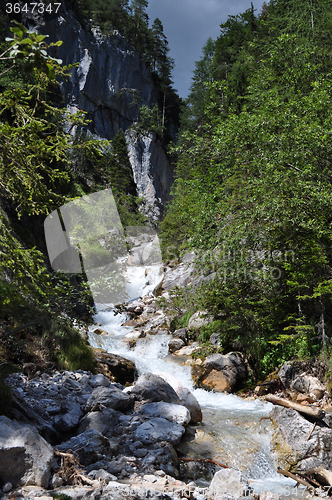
[160,0,332,378]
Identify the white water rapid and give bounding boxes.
[88,264,299,496]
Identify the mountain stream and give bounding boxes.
[88,263,299,496]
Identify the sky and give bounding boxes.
[146,0,265,98]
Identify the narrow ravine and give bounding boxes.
[87,264,298,495]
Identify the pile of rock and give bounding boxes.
[0,368,203,498]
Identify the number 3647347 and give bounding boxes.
[6,3,61,14]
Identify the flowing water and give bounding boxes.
[88,264,299,496]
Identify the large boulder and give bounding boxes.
[84,386,134,413]
[93,348,137,385]
[291,375,326,400]
[78,408,119,438]
[172,327,188,343]
[168,338,186,353]
[54,401,83,433]
[129,373,180,404]
[192,352,247,393]
[0,416,53,488]
[154,372,202,423]
[270,406,332,471]
[139,402,191,426]
[56,429,117,466]
[160,261,195,292]
[134,417,185,446]
[208,468,249,499]
[188,311,213,330]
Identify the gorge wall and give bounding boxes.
[19,1,175,219]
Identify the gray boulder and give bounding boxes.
[130,373,180,404]
[56,429,116,466]
[172,327,188,343]
[160,262,195,292]
[134,417,185,446]
[54,401,83,433]
[208,468,249,499]
[278,362,297,390]
[85,386,134,413]
[0,416,53,488]
[291,375,326,400]
[154,372,202,423]
[209,333,221,348]
[140,402,191,426]
[188,311,213,330]
[168,338,185,353]
[270,406,332,471]
[78,408,119,438]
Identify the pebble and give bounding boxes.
[2,482,12,493]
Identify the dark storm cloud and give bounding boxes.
[147,0,265,98]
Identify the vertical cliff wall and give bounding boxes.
[126,129,174,222]
[18,1,174,218]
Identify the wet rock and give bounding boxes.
[173,343,200,356]
[93,348,137,385]
[192,352,247,393]
[134,417,185,446]
[121,331,143,349]
[208,468,249,499]
[85,386,134,413]
[154,372,202,423]
[0,416,53,488]
[188,311,213,330]
[130,373,180,404]
[56,429,115,466]
[140,402,191,426]
[2,482,12,493]
[168,338,186,353]
[78,408,119,439]
[93,328,109,336]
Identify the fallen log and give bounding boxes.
[265,395,324,419]
[277,468,315,492]
[303,467,332,487]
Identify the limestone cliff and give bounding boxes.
[18,1,174,218]
[126,130,174,222]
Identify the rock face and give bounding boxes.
[20,2,175,220]
[126,129,174,221]
[192,352,247,393]
[270,406,332,471]
[0,416,53,488]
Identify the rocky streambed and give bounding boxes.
[2,255,332,499]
